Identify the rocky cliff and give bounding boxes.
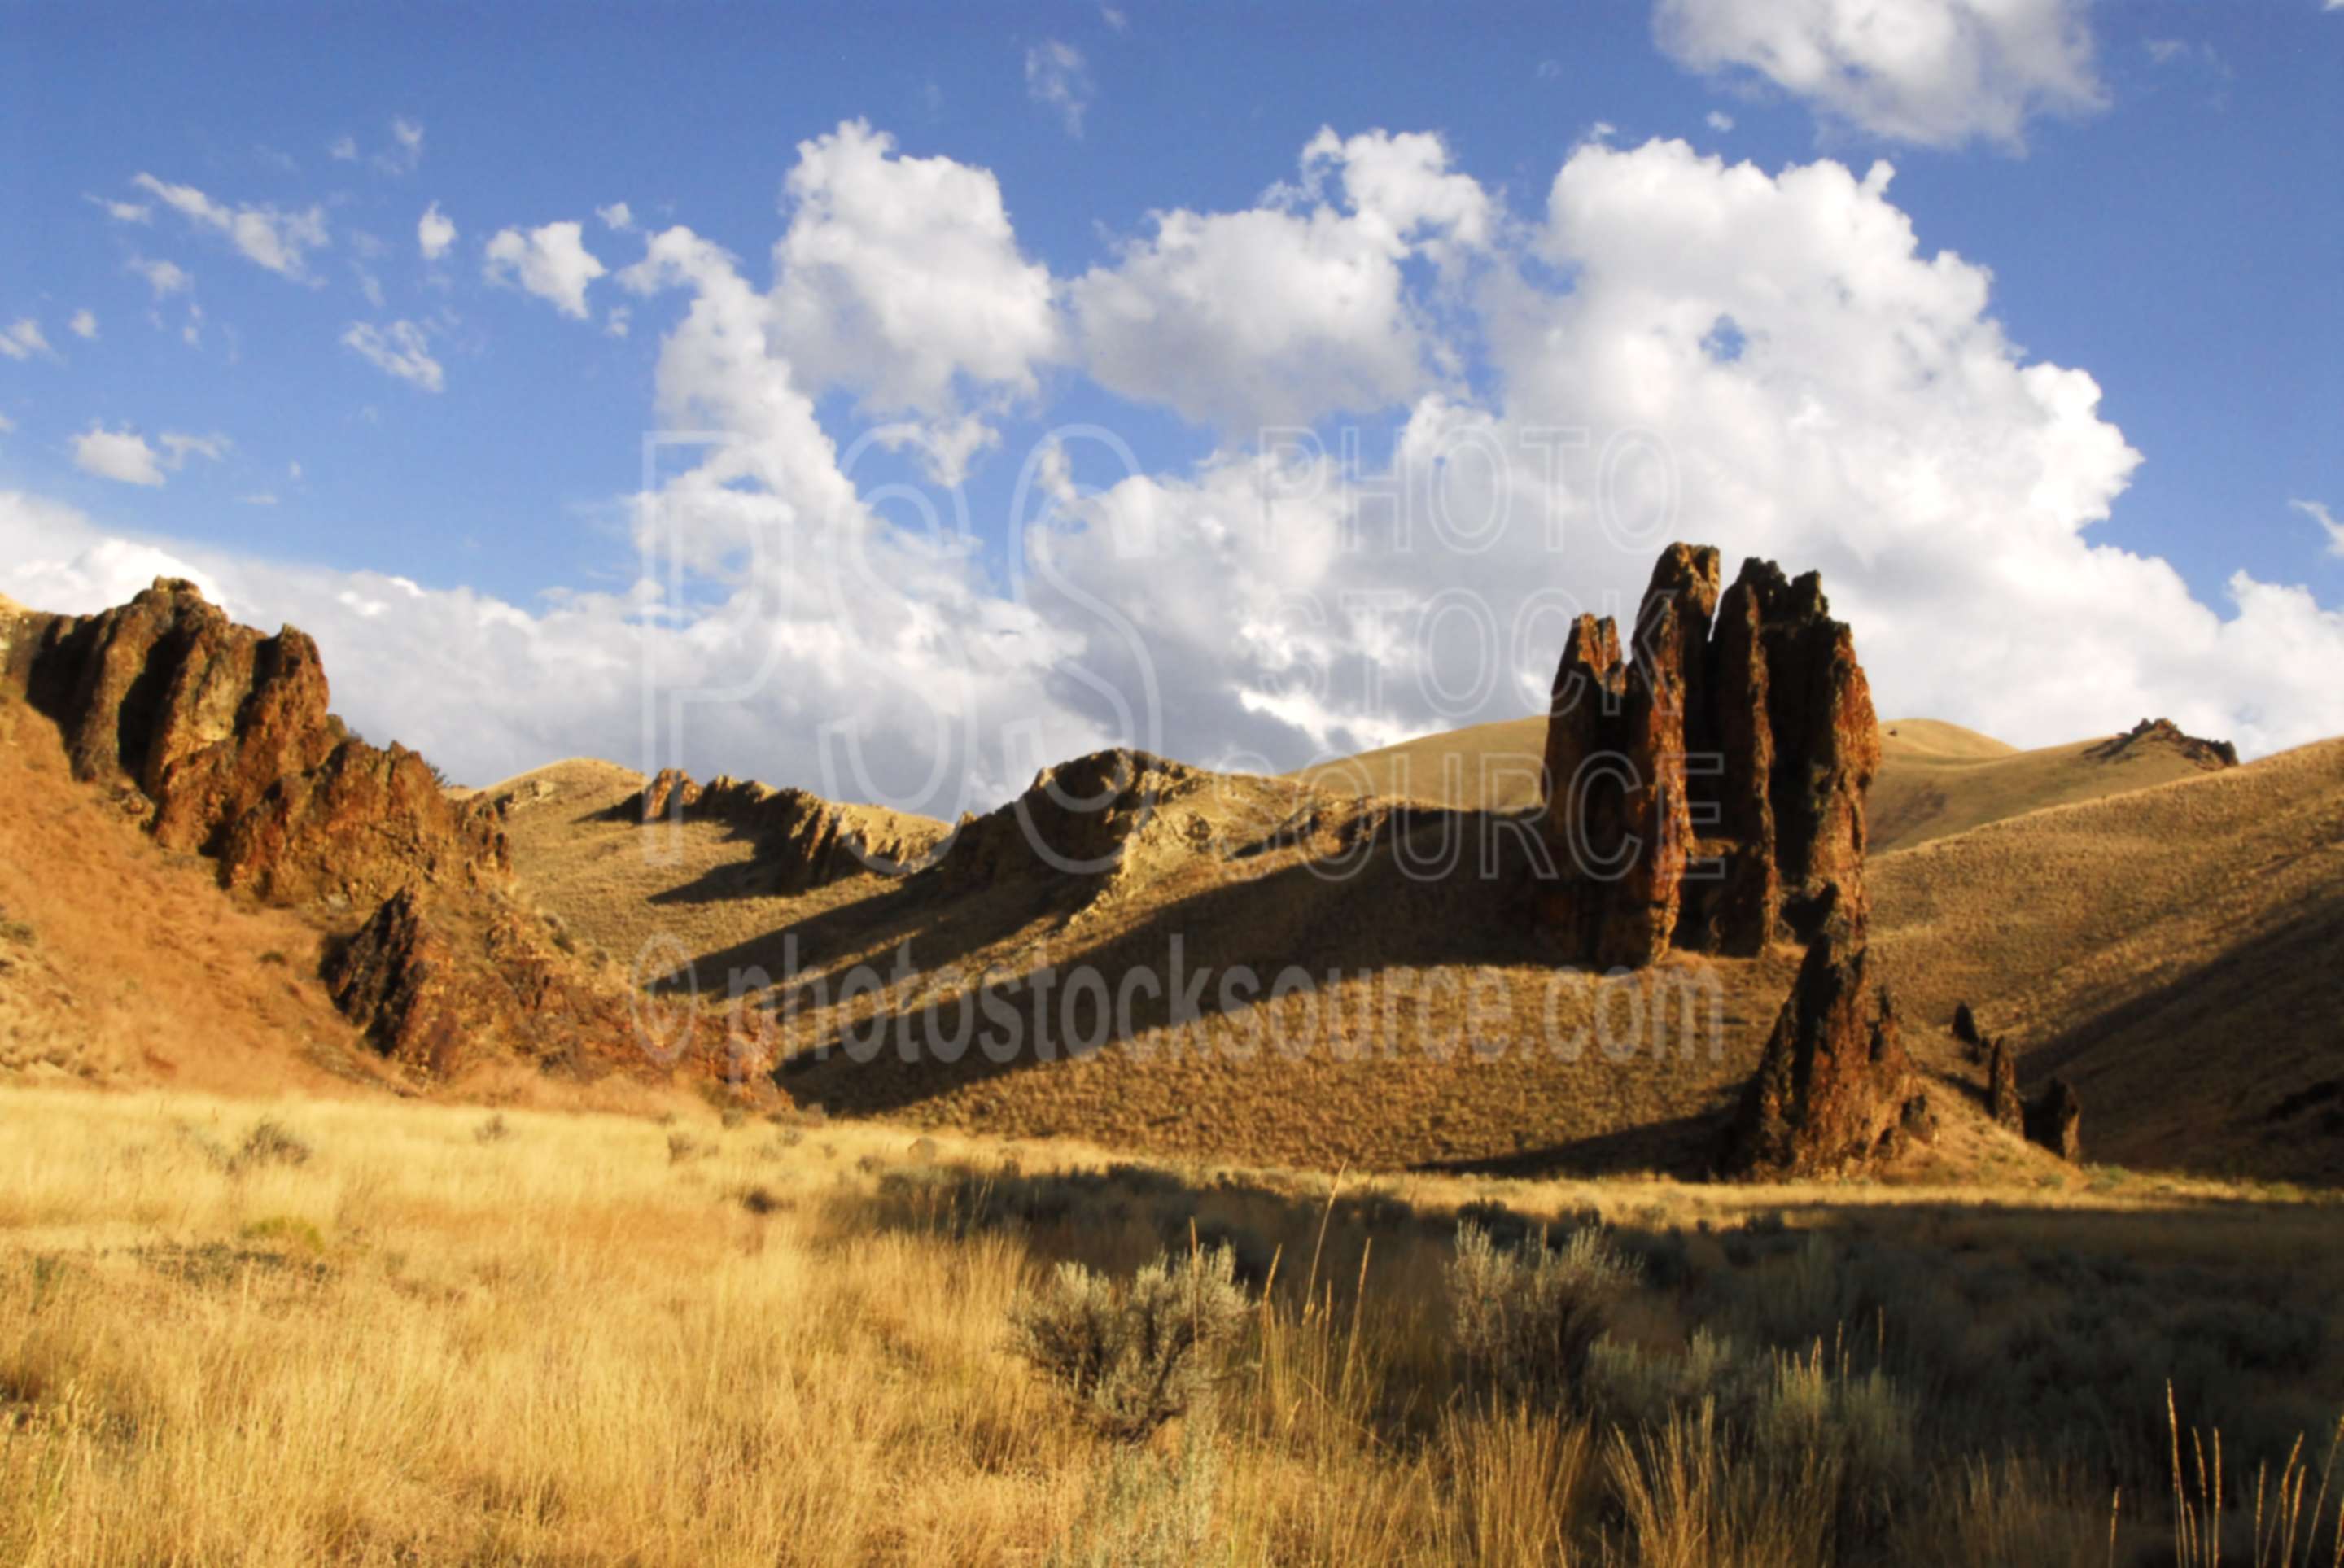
[626,767,948,889]
[23,579,706,1089]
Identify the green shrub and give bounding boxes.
[1010,1245,1253,1444]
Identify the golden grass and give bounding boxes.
[5,1085,2341,1564]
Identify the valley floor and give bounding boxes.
[3,1085,2339,1566]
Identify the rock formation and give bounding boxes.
[324,885,698,1081]
[24,578,709,1093]
[28,579,505,906]
[2084,717,2238,771]
[2027,1077,2084,1163]
[1542,546,1879,966]
[1988,1038,2024,1133]
[1952,1001,1983,1055]
[934,749,1204,897]
[1720,891,1931,1178]
[620,767,949,889]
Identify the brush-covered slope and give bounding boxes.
[491,749,1819,1173]
[1869,716,2233,853]
[1872,736,2344,1184]
[1290,712,2234,857]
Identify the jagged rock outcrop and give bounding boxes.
[324,885,689,1081]
[1988,1038,2024,1133]
[27,579,505,906]
[935,749,1205,897]
[1721,893,1929,1178]
[1542,546,1879,967]
[620,768,949,889]
[18,578,726,1094]
[2027,1077,2084,1163]
[2084,717,2238,771]
[1952,1001,1983,1055]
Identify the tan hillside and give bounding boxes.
[1872,736,2344,1184]
[1869,717,2231,853]
[1289,710,2233,857]
[488,749,1841,1174]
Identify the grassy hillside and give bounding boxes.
[1870,718,2224,854]
[1287,712,2226,855]
[485,756,1819,1176]
[1871,736,2344,1185]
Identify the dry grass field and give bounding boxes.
[3,1085,2339,1566]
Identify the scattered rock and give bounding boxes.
[2084,718,2238,771]
[1988,1039,2024,1133]
[2027,1077,2084,1163]
[1952,1000,1983,1054]
[1541,546,1880,967]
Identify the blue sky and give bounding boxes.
[2,1,2341,801]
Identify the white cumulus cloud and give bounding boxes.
[483,221,607,318]
[340,320,445,392]
[0,319,52,361]
[131,173,330,281]
[68,309,98,340]
[418,201,457,261]
[1654,0,2106,150]
[71,426,167,486]
[1069,127,1489,433]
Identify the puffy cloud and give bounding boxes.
[340,319,444,392]
[88,194,151,224]
[597,202,634,231]
[1043,135,2344,764]
[1707,109,1735,131]
[129,257,192,299]
[417,201,457,261]
[70,426,167,486]
[2294,498,2344,558]
[766,120,1060,426]
[160,431,230,467]
[483,221,606,318]
[0,318,52,360]
[1069,127,1489,433]
[1025,40,1093,138]
[1654,0,2105,150]
[68,309,97,340]
[131,173,330,280]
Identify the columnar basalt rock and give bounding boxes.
[1720,893,1926,1178]
[1541,545,1878,965]
[2028,1077,2084,1163]
[1988,1038,2025,1133]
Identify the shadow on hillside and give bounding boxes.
[2019,895,2344,1187]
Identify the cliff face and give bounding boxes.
[628,767,948,890]
[1540,545,1879,966]
[29,579,506,907]
[24,579,711,1090]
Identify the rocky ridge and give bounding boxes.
[20,579,702,1087]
